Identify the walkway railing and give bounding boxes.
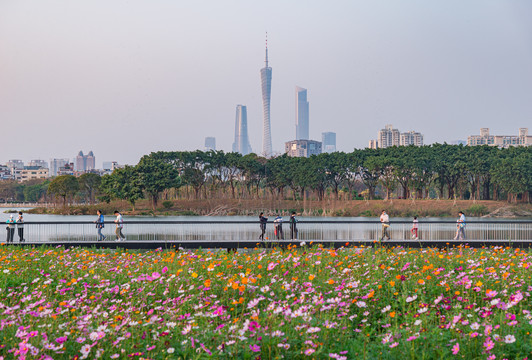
[4,220,532,243]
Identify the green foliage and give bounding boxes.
[47,175,79,206]
[467,204,489,216]
[162,200,174,209]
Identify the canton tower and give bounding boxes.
[260,34,273,157]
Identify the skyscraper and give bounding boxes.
[260,35,273,157]
[322,132,337,153]
[75,151,95,172]
[232,105,252,155]
[295,86,309,140]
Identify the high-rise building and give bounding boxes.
[322,132,337,153]
[49,158,69,177]
[378,125,400,148]
[75,151,95,172]
[260,35,273,157]
[86,151,95,171]
[369,125,423,148]
[204,137,216,151]
[285,140,322,158]
[467,128,532,147]
[400,131,424,146]
[295,86,309,140]
[232,105,252,155]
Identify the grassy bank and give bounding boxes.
[26,199,532,218]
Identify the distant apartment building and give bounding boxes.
[204,137,216,151]
[400,131,424,146]
[75,151,95,172]
[369,124,423,148]
[19,167,49,182]
[29,160,48,169]
[467,128,531,148]
[285,139,322,158]
[7,159,24,170]
[57,163,75,176]
[0,165,11,180]
[49,158,69,177]
[322,132,336,153]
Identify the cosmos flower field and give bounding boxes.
[1,245,531,360]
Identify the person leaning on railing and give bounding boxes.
[5,215,15,243]
[16,211,25,242]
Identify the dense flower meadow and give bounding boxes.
[0,244,531,359]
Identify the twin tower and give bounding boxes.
[233,38,308,157]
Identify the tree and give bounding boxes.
[78,173,101,204]
[100,166,144,210]
[137,155,180,209]
[47,175,79,206]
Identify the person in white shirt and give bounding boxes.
[411,216,419,240]
[114,210,126,241]
[379,210,390,241]
[453,211,466,240]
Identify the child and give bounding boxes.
[411,216,418,240]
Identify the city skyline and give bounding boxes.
[1,1,531,165]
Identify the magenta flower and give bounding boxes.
[162,266,168,274]
[250,344,260,352]
[55,336,67,344]
[452,343,459,355]
[304,349,315,355]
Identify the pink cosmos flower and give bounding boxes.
[389,342,399,348]
[483,337,494,351]
[305,349,316,355]
[250,344,260,352]
[267,262,277,271]
[452,343,460,355]
[162,266,168,274]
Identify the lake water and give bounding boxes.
[3,208,532,243]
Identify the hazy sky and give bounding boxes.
[1,0,531,167]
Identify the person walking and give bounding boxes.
[259,213,268,240]
[6,215,15,243]
[290,212,298,240]
[453,211,466,240]
[274,215,284,240]
[379,210,391,241]
[411,216,418,240]
[94,210,106,241]
[16,211,25,242]
[114,210,126,241]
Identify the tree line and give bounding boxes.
[5,145,530,207]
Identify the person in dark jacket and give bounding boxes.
[259,213,268,240]
[290,212,298,240]
[94,210,106,241]
[16,211,25,242]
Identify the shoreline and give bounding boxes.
[22,199,532,218]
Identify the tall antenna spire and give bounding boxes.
[265,32,269,68]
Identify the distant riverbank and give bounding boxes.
[24,199,532,218]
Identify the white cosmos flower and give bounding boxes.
[504,335,516,344]
[406,295,418,303]
[381,305,391,313]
